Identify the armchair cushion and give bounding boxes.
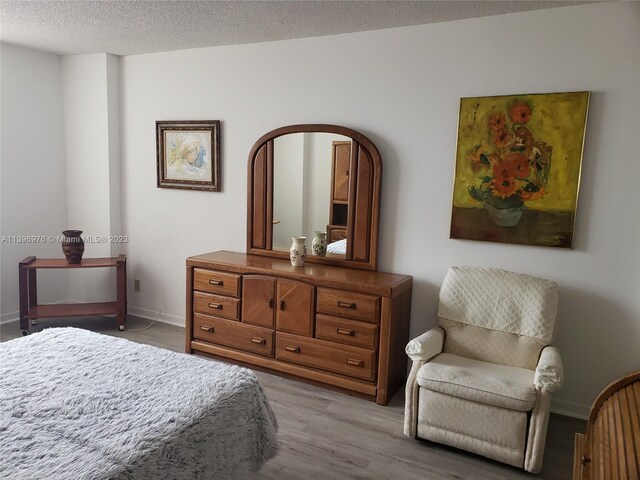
[438,266,558,342]
[417,353,536,411]
[534,346,564,392]
[439,318,546,370]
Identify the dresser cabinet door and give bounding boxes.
[276,279,314,336]
[242,275,276,327]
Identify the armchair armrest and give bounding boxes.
[534,346,564,392]
[405,327,445,362]
[404,327,444,438]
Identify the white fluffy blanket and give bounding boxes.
[0,328,278,479]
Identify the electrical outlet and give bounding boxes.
[134,279,141,292]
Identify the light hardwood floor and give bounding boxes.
[0,316,585,479]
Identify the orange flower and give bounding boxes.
[493,158,516,181]
[529,141,552,169]
[521,184,546,201]
[487,154,501,166]
[466,144,491,172]
[514,126,534,152]
[493,129,513,149]
[488,112,507,132]
[491,177,519,198]
[505,153,530,179]
[510,102,532,124]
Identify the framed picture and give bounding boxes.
[156,120,220,191]
[450,91,590,248]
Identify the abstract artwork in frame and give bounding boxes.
[156,120,220,191]
[450,91,589,248]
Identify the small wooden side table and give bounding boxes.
[19,255,127,335]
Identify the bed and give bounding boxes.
[0,328,278,480]
[327,238,347,255]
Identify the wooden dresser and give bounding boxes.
[573,370,640,480]
[185,250,412,405]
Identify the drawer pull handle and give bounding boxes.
[208,279,223,286]
[284,345,300,353]
[346,358,363,367]
[251,337,266,345]
[200,325,214,333]
[337,328,355,336]
[337,301,357,309]
[208,303,223,310]
[268,297,274,308]
[279,299,285,311]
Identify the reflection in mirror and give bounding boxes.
[272,132,351,256]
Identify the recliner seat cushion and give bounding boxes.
[417,353,536,411]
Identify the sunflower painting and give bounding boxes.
[450,92,589,248]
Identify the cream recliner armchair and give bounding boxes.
[404,266,564,473]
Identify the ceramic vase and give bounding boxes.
[289,236,307,267]
[312,231,327,257]
[484,203,525,227]
[61,229,85,264]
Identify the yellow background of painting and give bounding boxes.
[453,92,589,212]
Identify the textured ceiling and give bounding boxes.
[1,0,592,56]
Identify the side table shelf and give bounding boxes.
[19,255,127,335]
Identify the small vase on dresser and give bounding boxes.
[312,231,327,257]
[289,236,306,266]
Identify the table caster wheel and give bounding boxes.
[118,325,125,331]
[31,320,37,326]
[22,330,29,336]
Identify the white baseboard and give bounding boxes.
[0,310,19,325]
[127,305,184,327]
[551,398,589,420]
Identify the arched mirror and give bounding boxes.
[247,124,382,270]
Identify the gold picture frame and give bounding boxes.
[450,91,590,248]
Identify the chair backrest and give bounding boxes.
[437,266,558,370]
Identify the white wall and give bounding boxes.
[273,133,305,248]
[0,44,68,322]
[62,53,121,301]
[119,2,639,417]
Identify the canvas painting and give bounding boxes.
[165,131,211,181]
[450,92,589,248]
[156,120,220,191]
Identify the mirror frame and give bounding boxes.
[247,124,382,270]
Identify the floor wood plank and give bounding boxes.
[0,317,585,479]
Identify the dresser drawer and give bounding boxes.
[316,314,379,350]
[329,228,347,242]
[194,314,273,357]
[317,288,380,323]
[193,269,241,297]
[193,292,240,320]
[276,332,376,382]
